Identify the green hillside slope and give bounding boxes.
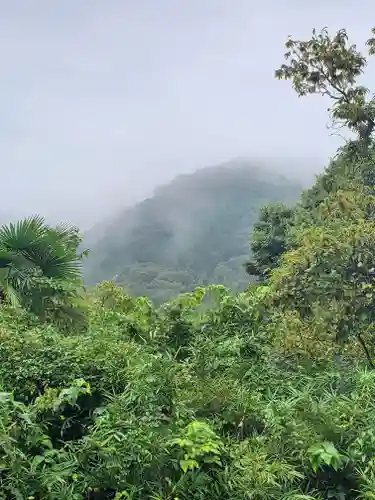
[83,160,302,302]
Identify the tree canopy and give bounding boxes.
[276,27,375,145]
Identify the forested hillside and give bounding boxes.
[1,24,375,500]
[83,160,301,302]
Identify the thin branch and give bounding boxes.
[358,333,375,369]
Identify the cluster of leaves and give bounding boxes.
[275,27,375,144]
[0,216,88,331]
[246,203,295,281]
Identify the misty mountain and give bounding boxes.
[83,159,302,303]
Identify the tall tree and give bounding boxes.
[246,203,295,281]
[247,26,375,286]
[275,27,375,148]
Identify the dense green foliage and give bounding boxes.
[83,160,300,303]
[0,216,88,332]
[2,24,375,500]
[246,202,295,281]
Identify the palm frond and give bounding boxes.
[0,248,36,270]
[48,222,82,251]
[0,215,84,328]
[0,249,14,268]
[54,222,80,239]
[0,215,46,252]
[0,280,22,309]
[18,245,82,280]
[0,217,82,280]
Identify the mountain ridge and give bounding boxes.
[83,159,303,302]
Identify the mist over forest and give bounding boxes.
[2,3,375,500]
[3,1,367,228]
[83,159,303,302]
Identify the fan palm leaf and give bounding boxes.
[1,279,22,308]
[18,244,81,280]
[0,215,46,252]
[52,222,81,245]
[0,216,81,276]
[0,215,85,328]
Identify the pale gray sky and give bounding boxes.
[1,1,374,228]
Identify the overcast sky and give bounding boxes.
[1,0,374,228]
